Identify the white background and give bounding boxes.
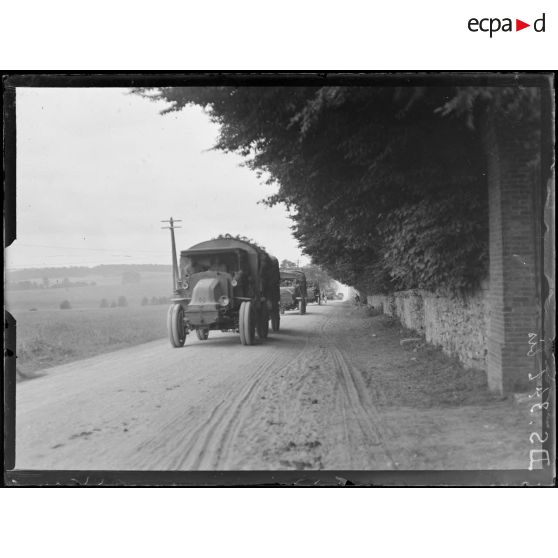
[2,0,555,555]
[2,489,556,556]
[0,0,556,69]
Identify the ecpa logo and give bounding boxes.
[468,13,546,37]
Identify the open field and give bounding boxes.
[6,269,178,377]
[5,271,172,312]
[12,306,169,376]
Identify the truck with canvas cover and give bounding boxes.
[279,269,308,315]
[167,234,281,347]
[307,281,321,304]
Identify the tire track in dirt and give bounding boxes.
[220,305,395,470]
[129,346,280,469]
[180,348,280,469]
[187,312,336,469]
[330,347,397,468]
[321,311,398,469]
[213,308,362,470]
[133,311,334,470]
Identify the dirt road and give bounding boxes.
[15,302,535,470]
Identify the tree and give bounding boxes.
[99,298,109,308]
[134,84,537,294]
[280,259,297,269]
[60,300,71,310]
[117,296,128,307]
[141,296,149,306]
[301,263,335,289]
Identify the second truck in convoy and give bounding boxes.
[279,269,308,315]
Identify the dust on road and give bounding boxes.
[15,302,536,470]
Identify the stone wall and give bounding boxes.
[367,283,489,371]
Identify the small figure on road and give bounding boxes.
[293,279,301,298]
[314,286,320,303]
[354,293,360,305]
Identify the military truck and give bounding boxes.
[165,230,281,347]
[279,269,307,315]
[307,281,321,305]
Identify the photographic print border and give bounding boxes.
[3,71,555,486]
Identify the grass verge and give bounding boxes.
[13,306,168,377]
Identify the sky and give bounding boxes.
[7,87,309,270]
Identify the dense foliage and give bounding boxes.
[212,233,269,254]
[134,84,538,295]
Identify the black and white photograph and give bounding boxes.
[3,73,555,485]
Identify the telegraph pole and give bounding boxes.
[161,217,182,291]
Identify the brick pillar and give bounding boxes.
[485,112,541,394]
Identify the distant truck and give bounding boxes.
[307,281,321,305]
[279,269,308,315]
[166,232,281,347]
[325,288,337,300]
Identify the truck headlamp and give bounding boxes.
[219,295,230,307]
[231,279,238,287]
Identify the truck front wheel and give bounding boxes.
[167,304,186,348]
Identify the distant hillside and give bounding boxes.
[7,264,172,281]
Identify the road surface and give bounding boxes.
[16,302,398,470]
[15,301,535,471]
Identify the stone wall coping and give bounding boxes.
[392,289,425,298]
[386,287,490,301]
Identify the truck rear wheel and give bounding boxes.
[196,328,209,341]
[256,305,269,339]
[167,304,186,348]
[239,301,255,345]
[271,308,280,332]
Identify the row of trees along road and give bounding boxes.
[134,85,541,296]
